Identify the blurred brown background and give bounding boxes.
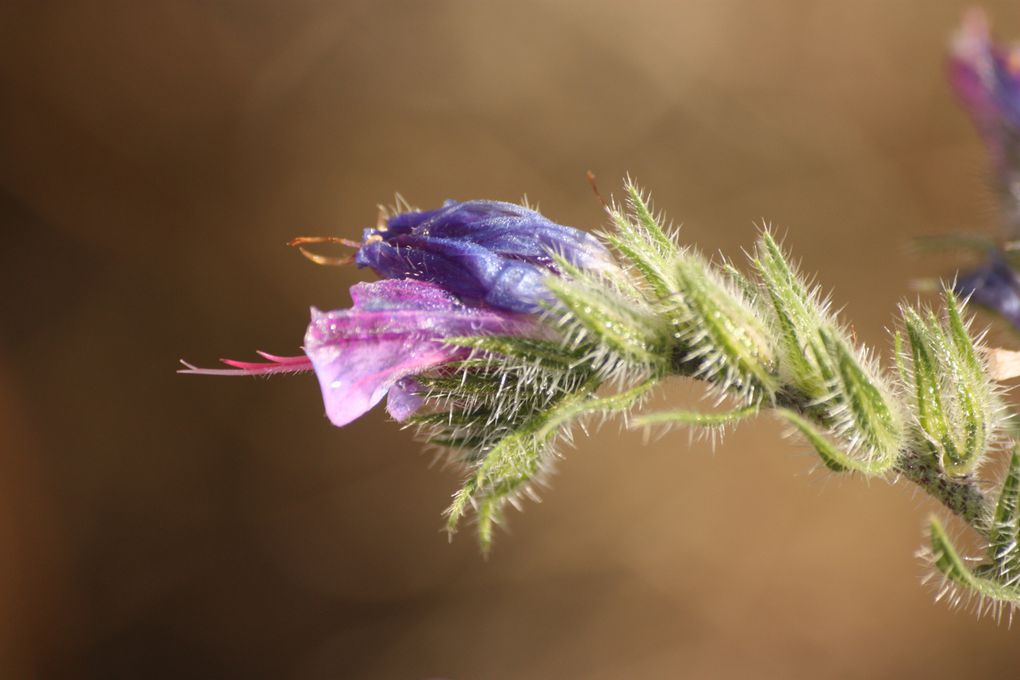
[1,0,1019,678]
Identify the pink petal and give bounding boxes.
[304,280,537,427]
[386,378,426,422]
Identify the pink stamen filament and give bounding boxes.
[178,352,313,376]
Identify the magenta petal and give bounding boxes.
[304,332,451,426]
[949,10,1020,175]
[303,279,537,427]
[950,12,1002,148]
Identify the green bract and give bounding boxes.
[926,451,1020,621]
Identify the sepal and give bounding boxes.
[443,378,657,553]
[750,231,834,397]
[604,179,684,298]
[544,256,672,380]
[820,329,905,465]
[671,252,779,404]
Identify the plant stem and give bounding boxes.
[894,451,992,535]
[672,352,995,535]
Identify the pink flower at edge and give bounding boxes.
[949,9,1020,183]
[180,279,541,427]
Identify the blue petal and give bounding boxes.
[355,199,615,312]
[956,255,1020,328]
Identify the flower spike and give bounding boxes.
[184,181,1018,617]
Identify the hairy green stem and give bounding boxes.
[672,351,995,534]
[895,452,992,534]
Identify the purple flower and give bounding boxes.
[949,11,1020,137]
[354,199,615,313]
[947,11,1020,330]
[181,279,540,427]
[949,9,1020,227]
[184,198,607,426]
[955,253,1020,328]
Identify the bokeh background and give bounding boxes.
[2,0,1019,677]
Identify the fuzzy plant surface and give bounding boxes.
[184,180,1020,621]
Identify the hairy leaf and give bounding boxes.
[820,329,904,464]
[928,517,1020,615]
[778,409,896,474]
[631,405,759,429]
[989,447,1020,576]
[672,253,779,402]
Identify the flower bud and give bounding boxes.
[355,200,615,312]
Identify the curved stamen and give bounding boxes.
[287,236,362,266]
[178,353,313,376]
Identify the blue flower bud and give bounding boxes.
[355,199,615,313]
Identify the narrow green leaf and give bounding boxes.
[674,254,778,399]
[927,309,985,474]
[939,292,996,475]
[943,288,983,377]
[893,331,909,387]
[768,293,819,393]
[624,178,676,254]
[930,516,979,586]
[750,231,829,395]
[444,373,660,550]
[446,478,478,536]
[409,409,493,428]
[417,371,506,396]
[721,261,760,306]
[444,395,575,536]
[631,404,760,429]
[753,232,815,325]
[545,274,667,365]
[536,379,658,439]
[989,447,1020,570]
[777,409,896,474]
[444,335,585,370]
[604,231,676,299]
[477,497,500,556]
[822,330,903,461]
[903,309,952,461]
[442,375,597,538]
[603,181,684,298]
[428,435,494,452]
[928,517,1020,607]
[806,332,837,386]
